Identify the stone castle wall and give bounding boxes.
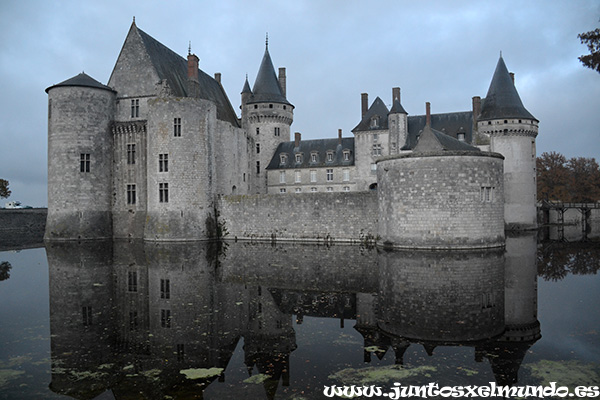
[216,192,378,244]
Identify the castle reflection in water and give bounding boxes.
[46,234,540,399]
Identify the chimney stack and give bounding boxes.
[425,102,431,127]
[361,93,368,117]
[392,87,401,103]
[187,53,199,82]
[472,96,481,126]
[278,67,286,97]
[338,129,342,145]
[509,72,515,84]
[294,132,301,148]
[214,72,221,84]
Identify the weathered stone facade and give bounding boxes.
[45,22,538,247]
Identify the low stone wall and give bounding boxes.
[0,208,47,249]
[217,192,378,244]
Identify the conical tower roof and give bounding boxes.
[241,75,252,94]
[46,72,114,93]
[479,56,537,121]
[248,43,291,105]
[389,98,407,114]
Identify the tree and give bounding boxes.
[567,157,600,202]
[0,179,10,199]
[537,152,570,201]
[578,27,600,73]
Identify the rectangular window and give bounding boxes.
[295,170,301,183]
[256,143,260,154]
[279,171,286,184]
[372,144,382,156]
[326,187,333,192]
[373,133,378,142]
[131,99,139,118]
[274,127,280,136]
[129,311,138,330]
[311,153,317,163]
[326,169,333,182]
[128,271,137,292]
[161,309,171,328]
[279,188,286,193]
[256,127,260,135]
[127,144,136,165]
[256,161,260,174]
[343,186,350,192]
[160,279,170,299]
[173,118,181,137]
[82,306,92,327]
[159,183,169,203]
[80,153,90,173]
[311,187,317,192]
[371,163,377,171]
[295,188,301,193]
[280,154,287,164]
[310,170,317,182]
[343,169,350,182]
[127,184,136,205]
[159,154,169,172]
[343,151,350,161]
[327,152,334,162]
[177,344,185,361]
[481,186,493,202]
[295,154,302,163]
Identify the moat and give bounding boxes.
[0,234,599,399]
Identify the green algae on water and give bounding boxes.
[180,367,223,380]
[329,364,437,385]
[0,369,25,387]
[526,360,600,388]
[243,373,270,384]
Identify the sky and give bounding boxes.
[0,0,599,207]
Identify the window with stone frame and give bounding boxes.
[295,170,301,183]
[159,154,168,172]
[372,144,382,156]
[310,170,317,182]
[326,152,334,162]
[343,150,350,161]
[159,182,169,203]
[127,144,136,165]
[280,171,286,184]
[343,169,350,182]
[131,99,139,118]
[160,279,170,299]
[127,184,136,205]
[173,118,181,137]
[326,169,333,182]
[311,153,318,163]
[80,153,90,173]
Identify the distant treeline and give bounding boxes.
[537,152,600,203]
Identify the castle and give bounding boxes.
[45,22,538,248]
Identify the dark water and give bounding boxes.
[0,234,598,399]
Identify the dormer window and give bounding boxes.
[326,152,334,162]
[295,154,302,164]
[370,116,379,128]
[280,154,288,165]
[343,150,350,161]
[457,132,465,142]
[311,153,318,163]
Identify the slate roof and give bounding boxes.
[413,125,480,153]
[266,137,355,170]
[247,46,292,106]
[46,72,115,93]
[389,98,407,114]
[479,56,537,121]
[403,112,473,150]
[351,97,390,132]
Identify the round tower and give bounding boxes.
[477,56,539,230]
[45,73,116,240]
[241,39,294,194]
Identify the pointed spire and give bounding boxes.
[248,36,291,105]
[266,32,269,49]
[479,55,537,121]
[241,74,252,94]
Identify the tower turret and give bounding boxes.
[45,73,116,240]
[477,56,539,230]
[242,38,294,193]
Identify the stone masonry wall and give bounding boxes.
[217,192,378,244]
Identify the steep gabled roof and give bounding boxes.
[266,137,355,170]
[479,56,537,121]
[110,22,239,126]
[413,125,479,153]
[351,97,390,132]
[403,112,473,150]
[248,45,291,105]
[46,72,115,93]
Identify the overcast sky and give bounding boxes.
[1,0,599,207]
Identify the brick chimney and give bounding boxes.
[392,87,400,102]
[338,129,342,145]
[472,96,481,126]
[361,93,369,118]
[187,53,199,82]
[294,132,301,148]
[426,102,431,127]
[278,68,286,97]
[214,72,221,84]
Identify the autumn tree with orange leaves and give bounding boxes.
[537,152,600,202]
